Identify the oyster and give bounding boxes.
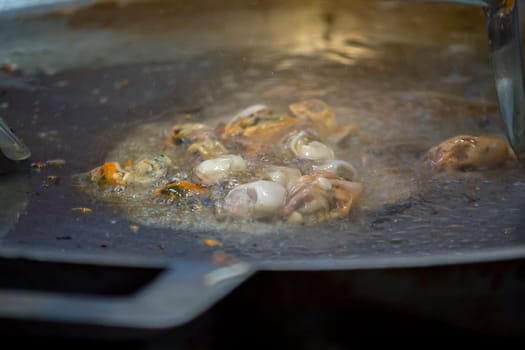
[284,172,363,222]
[289,98,337,133]
[195,154,247,184]
[422,135,516,171]
[286,130,335,160]
[261,165,302,188]
[223,180,286,219]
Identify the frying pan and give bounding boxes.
[1,0,525,338]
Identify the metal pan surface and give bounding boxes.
[0,0,525,333]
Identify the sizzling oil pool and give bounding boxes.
[73,47,523,240]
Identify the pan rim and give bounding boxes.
[1,244,525,270]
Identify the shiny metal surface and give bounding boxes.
[0,0,525,333]
[484,1,525,159]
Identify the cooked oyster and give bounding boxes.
[289,98,337,133]
[311,160,358,181]
[220,104,300,146]
[422,135,516,171]
[223,180,286,219]
[261,165,302,188]
[195,154,247,184]
[286,130,335,160]
[283,172,363,223]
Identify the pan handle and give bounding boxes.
[0,257,253,332]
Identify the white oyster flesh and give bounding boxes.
[195,154,247,184]
[263,166,302,188]
[223,180,286,219]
